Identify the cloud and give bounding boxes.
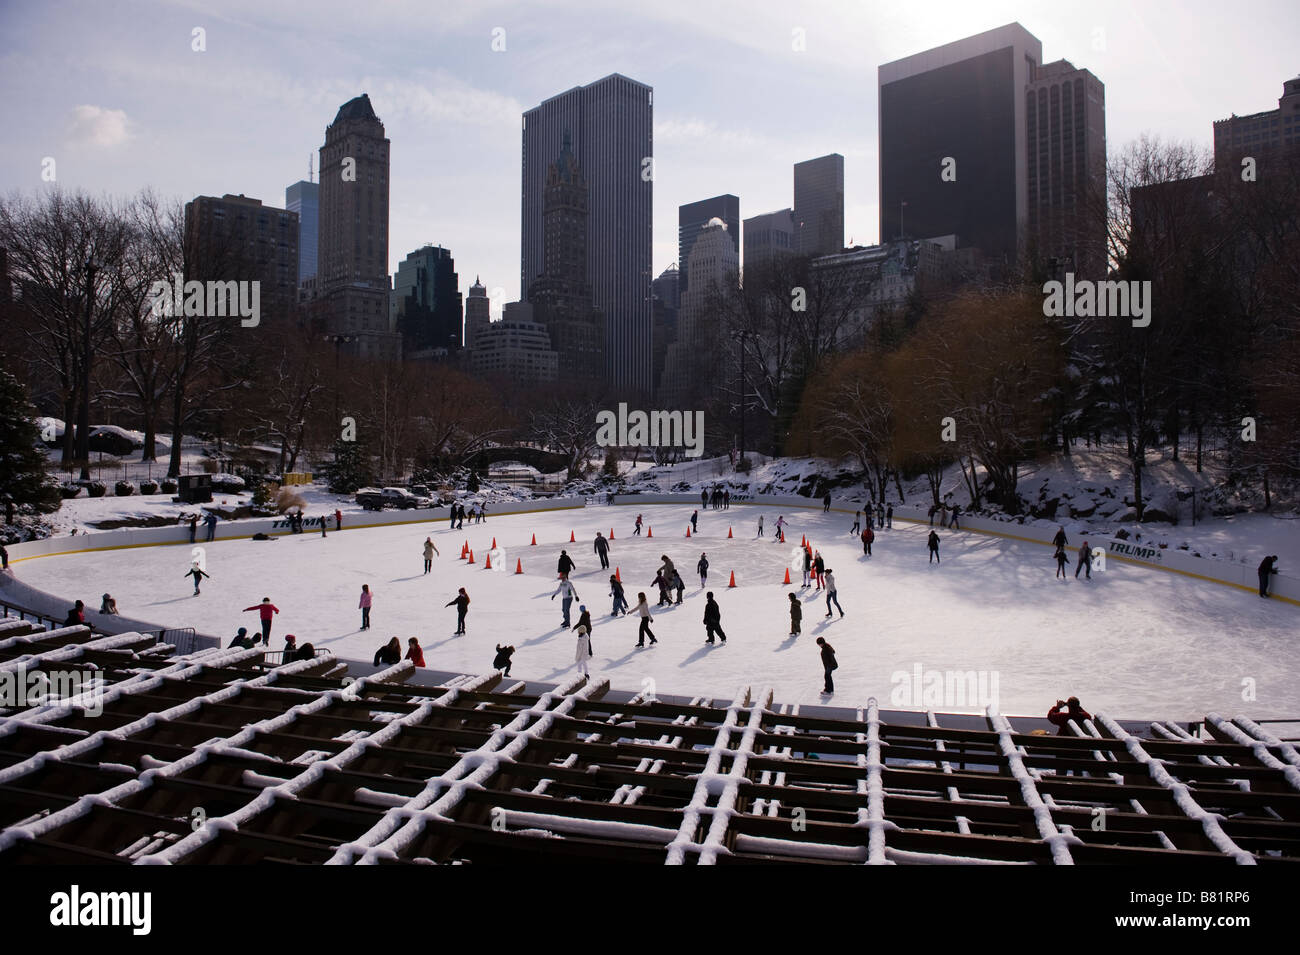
[66,105,130,147]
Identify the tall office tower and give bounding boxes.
[743,208,795,273]
[285,180,319,284]
[527,132,605,381]
[1025,59,1107,279]
[1214,76,1300,167]
[650,264,679,398]
[183,193,299,323]
[793,155,844,256]
[522,73,653,393]
[316,93,401,361]
[659,219,738,409]
[471,301,559,383]
[678,195,739,293]
[391,245,463,356]
[464,276,491,350]
[879,23,1043,264]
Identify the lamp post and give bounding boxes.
[77,260,99,481]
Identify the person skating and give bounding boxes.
[851,510,861,535]
[672,569,685,605]
[633,592,658,646]
[703,591,727,644]
[824,569,844,618]
[756,514,764,538]
[406,637,425,667]
[557,549,575,579]
[575,605,593,651]
[423,537,439,573]
[1054,545,1069,579]
[801,547,812,587]
[374,636,401,666]
[1052,527,1069,550]
[774,515,787,542]
[552,577,580,628]
[658,554,676,580]
[877,503,885,529]
[863,524,874,557]
[609,574,629,616]
[574,623,592,677]
[243,597,280,644]
[184,563,210,595]
[358,584,373,630]
[634,513,643,536]
[445,587,470,634]
[690,509,699,533]
[886,504,893,529]
[813,551,825,590]
[822,492,831,513]
[927,530,940,564]
[320,515,328,537]
[456,505,465,530]
[1258,555,1279,597]
[788,593,802,637]
[100,593,118,614]
[928,504,936,527]
[593,532,610,570]
[1075,542,1092,580]
[651,570,671,607]
[724,489,730,509]
[493,644,515,677]
[701,489,709,510]
[697,552,709,587]
[950,503,961,530]
[817,637,837,694]
[1047,696,1093,735]
[334,509,342,531]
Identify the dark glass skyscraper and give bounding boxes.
[793,156,843,256]
[285,180,318,283]
[522,73,653,394]
[391,245,462,354]
[678,195,739,293]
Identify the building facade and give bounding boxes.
[678,195,740,293]
[522,73,653,393]
[1213,76,1300,167]
[793,155,844,256]
[650,264,679,398]
[316,93,401,361]
[284,180,318,284]
[183,193,299,324]
[659,218,738,409]
[391,245,463,356]
[464,277,491,350]
[743,208,795,274]
[470,301,559,383]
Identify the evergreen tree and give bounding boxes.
[0,370,61,523]
[323,439,373,494]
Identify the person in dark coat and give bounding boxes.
[1258,555,1279,597]
[557,549,575,578]
[294,642,314,661]
[446,587,470,634]
[1052,527,1069,550]
[374,636,402,666]
[651,570,671,606]
[228,627,250,649]
[697,552,709,587]
[1047,697,1093,735]
[690,509,699,533]
[672,570,685,605]
[950,504,961,529]
[788,593,802,636]
[817,637,837,693]
[282,634,297,659]
[822,492,831,513]
[724,489,730,509]
[703,592,726,644]
[1055,546,1069,579]
[493,644,515,677]
[593,533,610,570]
[927,530,940,564]
[575,605,594,656]
[701,489,709,509]
[609,574,629,616]
[1075,542,1092,580]
[204,511,218,541]
[886,504,893,529]
[188,514,198,543]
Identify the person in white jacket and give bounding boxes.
[574,623,591,677]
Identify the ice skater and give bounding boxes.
[927,530,940,564]
[651,569,671,607]
[423,537,439,573]
[609,574,628,616]
[672,569,685,605]
[822,492,831,513]
[446,587,470,634]
[817,637,837,694]
[824,569,844,618]
[801,548,812,588]
[358,584,372,630]
[813,550,825,590]
[851,510,861,535]
[1075,541,1092,580]
[552,577,580,628]
[703,592,727,644]
[690,509,699,533]
[634,513,643,536]
[242,597,280,644]
[1258,555,1279,597]
[557,549,575,579]
[788,593,802,637]
[861,525,874,556]
[1052,526,1068,550]
[774,515,787,542]
[334,509,342,531]
[877,503,885,529]
[493,644,515,677]
[633,592,658,646]
[950,504,961,530]
[593,532,610,570]
[575,605,593,645]
[1054,545,1069,579]
[574,623,592,677]
[184,563,210,595]
[697,552,709,587]
[756,514,764,538]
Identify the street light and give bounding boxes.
[77,259,99,481]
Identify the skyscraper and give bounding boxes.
[464,277,490,350]
[527,132,605,381]
[659,218,738,409]
[793,155,844,256]
[391,245,463,356]
[879,23,1042,263]
[678,195,739,294]
[183,193,299,324]
[316,93,400,361]
[1213,76,1300,166]
[743,208,794,273]
[522,73,653,393]
[285,180,318,284]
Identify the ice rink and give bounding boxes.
[15,503,1300,720]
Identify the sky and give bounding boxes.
[2,0,1297,316]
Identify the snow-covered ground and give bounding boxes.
[14,503,1298,722]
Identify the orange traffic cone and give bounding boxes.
[728,571,737,588]
[801,534,807,547]
[491,537,497,549]
[515,558,523,574]
[615,566,621,581]
[783,567,792,585]
[530,534,537,546]
[609,528,614,539]
[727,526,733,538]
[570,530,576,542]
[647,526,652,538]
[686,526,691,537]
[460,541,468,559]
[484,552,492,570]
[468,549,475,564]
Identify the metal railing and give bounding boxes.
[260,648,335,666]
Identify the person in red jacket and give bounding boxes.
[242,597,280,645]
[1047,696,1093,735]
[334,509,343,531]
[406,637,425,667]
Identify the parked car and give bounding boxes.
[355,487,434,510]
